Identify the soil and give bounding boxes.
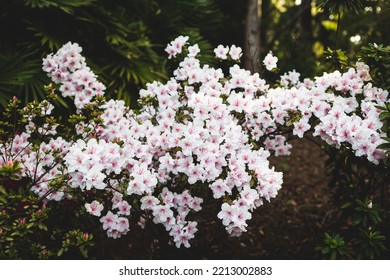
[89,137,334,260]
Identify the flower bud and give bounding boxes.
[19,218,26,225]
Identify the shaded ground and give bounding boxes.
[89,137,334,259]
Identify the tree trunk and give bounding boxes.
[244,0,262,73]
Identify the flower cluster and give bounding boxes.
[164,35,189,59]
[141,188,202,248]
[42,42,106,109]
[264,65,387,164]
[2,37,387,249]
[99,192,130,239]
[64,139,125,190]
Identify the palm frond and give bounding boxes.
[0,50,41,106]
[318,0,365,14]
[0,48,66,107]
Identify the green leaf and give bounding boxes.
[375,105,387,110]
[79,246,88,258]
[379,112,390,120]
[321,247,331,254]
[341,202,351,209]
[377,143,390,150]
[0,185,6,195]
[57,248,64,257]
[26,222,35,229]
[37,223,48,231]
[10,231,20,237]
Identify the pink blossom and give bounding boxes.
[263,52,278,71]
[214,45,229,59]
[85,200,104,216]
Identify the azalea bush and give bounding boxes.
[0,36,388,258]
[316,43,390,260]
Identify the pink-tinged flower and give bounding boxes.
[231,205,252,227]
[356,62,371,82]
[263,52,278,71]
[152,205,174,223]
[188,44,200,57]
[115,217,130,232]
[229,45,242,60]
[210,179,229,199]
[186,221,198,236]
[214,45,229,59]
[173,231,192,248]
[127,176,147,195]
[226,224,245,237]
[217,203,234,226]
[165,45,178,59]
[140,195,160,210]
[117,201,131,216]
[85,200,104,216]
[293,118,311,138]
[100,211,118,230]
[189,197,203,212]
[239,187,259,207]
[111,192,123,209]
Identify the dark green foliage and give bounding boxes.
[0,0,225,108]
[360,43,390,89]
[321,124,389,259]
[0,89,102,259]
